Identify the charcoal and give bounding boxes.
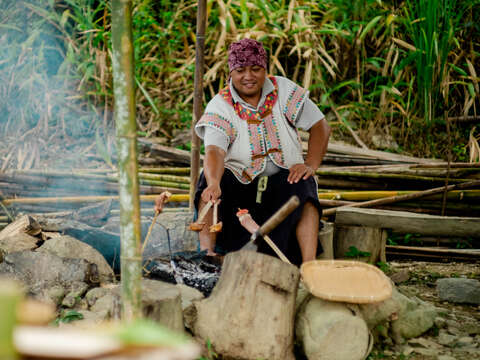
[145,251,221,296]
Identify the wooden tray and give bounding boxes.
[300,260,393,304]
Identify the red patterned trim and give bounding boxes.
[283,85,308,125]
[197,112,237,145]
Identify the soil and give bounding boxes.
[370,260,480,360]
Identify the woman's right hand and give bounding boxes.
[201,183,221,203]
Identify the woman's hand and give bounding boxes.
[201,183,222,203]
[287,163,315,184]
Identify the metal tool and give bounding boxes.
[164,228,183,284]
[241,195,300,253]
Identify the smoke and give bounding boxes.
[0,0,115,171]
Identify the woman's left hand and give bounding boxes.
[287,163,315,184]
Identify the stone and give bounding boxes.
[436,278,480,305]
[0,251,98,303]
[85,287,112,307]
[438,330,457,346]
[456,336,474,346]
[359,287,402,330]
[390,291,437,343]
[90,293,118,319]
[176,284,204,331]
[437,355,456,360]
[38,235,114,284]
[390,270,410,284]
[61,281,89,308]
[408,337,443,350]
[110,279,184,333]
[176,284,204,311]
[0,233,39,253]
[434,316,447,329]
[296,296,372,360]
[412,347,438,356]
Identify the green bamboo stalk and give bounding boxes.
[138,167,190,175]
[111,0,142,322]
[137,172,191,184]
[139,179,190,190]
[316,170,470,184]
[0,278,22,360]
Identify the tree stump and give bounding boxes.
[193,251,300,360]
[334,225,387,263]
[318,222,334,260]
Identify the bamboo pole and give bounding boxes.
[139,167,190,175]
[316,170,471,184]
[189,0,207,210]
[111,0,142,321]
[2,194,189,205]
[317,189,480,201]
[0,278,22,359]
[323,180,480,216]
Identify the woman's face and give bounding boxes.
[230,65,266,99]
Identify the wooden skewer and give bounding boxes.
[141,210,159,254]
[263,234,292,264]
[189,200,213,231]
[197,200,213,223]
[209,200,223,233]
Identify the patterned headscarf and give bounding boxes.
[228,38,267,73]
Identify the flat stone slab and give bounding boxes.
[436,278,480,305]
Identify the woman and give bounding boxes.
[161,38,330,265]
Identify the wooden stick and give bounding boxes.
[141,211,159,254]
[196,200,213,223]
[323,180,480,216]
[263,234,292,264]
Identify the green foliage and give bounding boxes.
[376,261,390,274]
[344,246,371,258]
[1,0,479,162]
[54,310,84,325]
[197,339,218,360]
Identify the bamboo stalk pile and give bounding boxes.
[1,142,479,234]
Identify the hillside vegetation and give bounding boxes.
[1,0,479,167]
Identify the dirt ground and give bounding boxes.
[369,260,480,360]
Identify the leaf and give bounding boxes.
[359,15,383,41]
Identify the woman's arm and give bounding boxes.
[201,145,226,203]
[288,118,331,183]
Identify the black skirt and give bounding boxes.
[194,168,323,265]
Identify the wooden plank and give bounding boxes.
[327,142,442,164]
[335,207,480,237]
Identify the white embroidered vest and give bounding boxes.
[195,76,308,184]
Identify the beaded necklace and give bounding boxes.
[219,76,278,122]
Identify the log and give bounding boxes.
[0,215,41,242]
[295,295,372,360]
[334,225,387,264]
[335,207,480,238]
[327,142,442,164]
[193,251,300,360]
[138,138,204,165]
[318,222,334,260]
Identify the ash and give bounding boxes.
[145,251,221,296]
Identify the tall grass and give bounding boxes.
[404,0,458,124]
